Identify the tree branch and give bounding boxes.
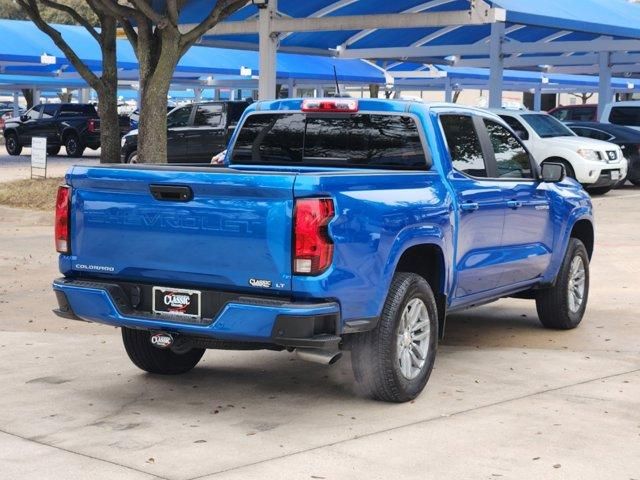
[118,16,139,50]
[16,0,102,90]
[91,0,137,18]
[179,0,248,48]
[37,0,101,42]
[129,0,170,28]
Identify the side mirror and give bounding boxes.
[20,114,28,122]
[541,162,565,183]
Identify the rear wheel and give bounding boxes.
[536,238,589,330]
[65,134,85,157]
[351,272,438,403]
[5,132,22,155]
[121,327,205,375]
[47,145,61,156]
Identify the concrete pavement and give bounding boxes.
[0,188,639,479]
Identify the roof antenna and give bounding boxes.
[333,65,341,97]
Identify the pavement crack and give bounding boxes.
[184,366,640,480]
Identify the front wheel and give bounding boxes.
[122,328,205,375]
[125,150,139,164]
[536,238,589,330]
[5,132,22,156]
[351,273,438,403]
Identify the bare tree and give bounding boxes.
[16,0,120,163]
[95,0,248,163]
[570,92,595,105]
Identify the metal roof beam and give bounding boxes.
[337,43,490,59]
[502,38,640,55]
[196,6,505,36]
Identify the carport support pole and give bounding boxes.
[194,88,202,102]
[488,22,505,109]
[12,91,20,117]
[598,51,612,121]
[444,77,453,103]
[534,86,542,112]
[258,0,278,100]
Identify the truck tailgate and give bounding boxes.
[65,166,295,293]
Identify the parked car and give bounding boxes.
[53,98,594,402]
[548,104,597,122]
[565,121,640,186]
[493,109,627,195]
[3,103,130,157]
[121,100,250,163]
[128,105,175,130]
[600,101,640,131]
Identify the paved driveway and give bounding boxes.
[0,187,639,480]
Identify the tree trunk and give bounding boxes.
[137,30,181,164]
[369,84,380,98]
[22,89,34,108]
[97,15,120,164]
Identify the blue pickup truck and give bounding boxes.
[53,98,593,402]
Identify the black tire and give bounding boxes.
[65,134,85,157]
[47,145,61,156]
[5,132,22,156]
[351,272,438,403]
[587,186,612,196]
[121,327,205,375]
[125,150,139,164]
[536,238,589,330]
[629,179,640,186]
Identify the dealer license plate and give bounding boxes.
[152,287,201,319]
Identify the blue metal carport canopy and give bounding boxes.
[0,19,384,84]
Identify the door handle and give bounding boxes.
[507,200,522,209]
[460,202,480,212]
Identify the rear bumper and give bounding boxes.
[52,278,341,349]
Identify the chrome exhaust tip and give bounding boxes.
[296,348,343,365]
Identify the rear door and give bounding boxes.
[67,167,296,293]
[187,104,226,161]
[439,114,506,300]
[478,117,554,286]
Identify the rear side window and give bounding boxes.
[440,114,488,177]
[59,104,97,117]
[483,119,533,179]
[194,104,223,127]
[232,113,428,170]
[609,107,640,127]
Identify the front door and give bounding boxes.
[20,105,43,144]
[479,117,554,287]
[166,105,192,162]
[439,114,507,301]
[188,104,227,162]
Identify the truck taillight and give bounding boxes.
[55,185,71,254]
[87,119,98,133]
[293,198,335,275]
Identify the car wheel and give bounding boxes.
[5,132,22,156]
[350,272,438,403]
[65,134,85,157]
[47,145,61,156]
[121,327,205,375]
[630,179,640,186]
[587,186,612,195]
[535,238,589,330]
[125,150,139,164]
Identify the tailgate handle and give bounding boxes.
[149,184,193,202]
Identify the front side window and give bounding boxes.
[499,115,529,140]
[232,113,428,170]
[440,114,487,177]
[42,104,58,119]
[484,119,533,179]
[26,105,42,120]
[194,104,223,127]
[167,106,192,128]
[521,114,575,138]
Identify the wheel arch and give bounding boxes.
[570,218,594,260]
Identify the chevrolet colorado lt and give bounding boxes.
[52,98,594,402]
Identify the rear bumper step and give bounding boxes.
[52,278,341,348]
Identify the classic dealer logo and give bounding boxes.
[164,292,191,312]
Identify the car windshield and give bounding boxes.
[520,114,575,138]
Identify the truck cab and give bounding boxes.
[53,98,594,402]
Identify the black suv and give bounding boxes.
[4,103,130,157]
[121,101,250,163]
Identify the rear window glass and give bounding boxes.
[59,104,97,117]
[231,113,428,170]
[609,107,640,127]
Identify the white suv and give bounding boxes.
[600,101,640,131]
[492,109,627,195]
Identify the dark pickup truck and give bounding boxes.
[120,100,250,164]
[3,103,130,157]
